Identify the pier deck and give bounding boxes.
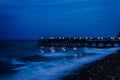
[39,37,120,48]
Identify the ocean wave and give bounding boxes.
[0,47,119,80]
[0,57,25,74]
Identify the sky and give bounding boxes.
[0,0,120,39]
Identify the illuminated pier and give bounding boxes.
[38,37,120,48]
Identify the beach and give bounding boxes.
[0,40,120,80]
[63,49,120,80]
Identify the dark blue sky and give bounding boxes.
[0,0,120,39]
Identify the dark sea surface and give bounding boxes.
[0,40,119,80]
[0,40,40,57]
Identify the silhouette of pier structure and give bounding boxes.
[39,37,120,48]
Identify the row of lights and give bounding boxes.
[41,37,92,39]
[50,37,54,39]
[41,37,120,40]
[98,37,103,39]
[40,47,78,53]
[110,37,115,40]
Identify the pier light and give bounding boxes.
[41,37,44,39]
[90,37,92,39]
[51,49,55,53]
[50,37,54,39]
[40,50,44,53]
[98,37,100,39]
[79,37,81,39]
[85,37,88,39]
[61,47,66,52]
[50,47,55,53]
[59,37,62,39]
[110,37,115,40]
[74,37,76,39]
[52,37,54,39]
[101,37,103,39]
[62,37,65,39]
[50,47,54,49]
[118,37,120,40]
[110,37,112,39]
[73,47,77,51]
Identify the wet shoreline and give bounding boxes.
[0,47,119,80]
[63,49,120,80]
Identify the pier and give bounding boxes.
[39,37,120,48]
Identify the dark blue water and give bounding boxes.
[0,40,119,80]
[0,40,40,57]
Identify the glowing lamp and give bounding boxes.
[51,49,55,53]
[90,37,92,39]
[41,37,44,39]
[98,37,100,39]
[110,37,112,39]
[101,37,103,39]
[112,37,115,39]
[52,37,54,39]
[50,37,54,39]
[73,47,77,50]
[74,37,76,39]
[79,37,81,39]
[59,37,62,39]
[118,37,120,40]
[111,37,115,40]
[40,50,44,53]
[61,47,66,52]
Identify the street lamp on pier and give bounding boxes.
[41,37,44,39]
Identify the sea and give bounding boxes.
[0,40,119,80]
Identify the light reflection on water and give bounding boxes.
[0,47,119,80]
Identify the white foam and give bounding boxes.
[40,52,73,58]
[0,48,119,80]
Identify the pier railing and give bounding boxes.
[39,37,120,48]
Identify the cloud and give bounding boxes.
[0,0,120,39]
